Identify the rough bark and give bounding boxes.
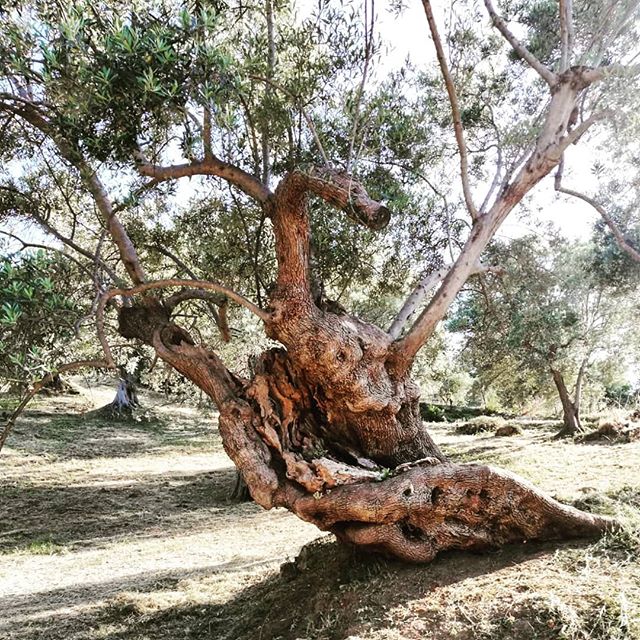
[2,7,628,563]
[115,167,617,563]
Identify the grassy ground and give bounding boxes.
[1,386,639,640]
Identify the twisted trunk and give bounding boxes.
[552,368,583,437]
[116,165,616,562]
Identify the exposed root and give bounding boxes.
[285,464,618,563]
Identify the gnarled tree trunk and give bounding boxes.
[117,167,616,563]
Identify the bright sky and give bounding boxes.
[3,0,601,254]
[370,0,599,242]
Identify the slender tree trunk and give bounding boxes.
[573,354,589,415]
[552,368,582,437]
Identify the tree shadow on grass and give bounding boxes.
[0,535,602,640]
[0,467,243,553]
[7,409,217,460]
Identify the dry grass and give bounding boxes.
[1,388,639,640]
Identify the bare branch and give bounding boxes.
[388,267,449,339]
[135,153,273,205]
[555,163,640,263]
[483,0,558,86]
[261,0,276,184]
[203,106,213,160]
[0,183,121,284]
[0,229,91,275]
[346,0,375,173]
[422,0,479,222]
[554,109,609,155]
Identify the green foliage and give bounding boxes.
[0,251,82,388]
[449,234,637,412]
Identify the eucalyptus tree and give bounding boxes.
[1,0,638,562]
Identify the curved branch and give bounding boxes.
[483,0,558,86]
[101,279,270,322]
[422,0,479,222]
[135,154,273,205]
[5,101,146,285]
[555,166,640,263]
[306,168,390,229]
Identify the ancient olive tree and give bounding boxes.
[1,0,638,561]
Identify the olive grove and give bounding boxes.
[1,0,639,561]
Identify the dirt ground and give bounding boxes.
[1,383,639,640]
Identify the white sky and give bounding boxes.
[370,0,599,241]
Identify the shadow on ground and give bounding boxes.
[0,467,242,553]
[8,407,217,461]
[0,535,610,640]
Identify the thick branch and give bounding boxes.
[422,0,479,222]
[306,169,390,230]
[559,0,574,72]
[483,0,558,86]
[271,170,389,301]
[135,155,273,205]
[388,263,504,339]
[388,267,449,339]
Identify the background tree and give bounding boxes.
[450,234,637,435]
[1,0,638,561]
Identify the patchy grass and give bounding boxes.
[15,537,69,556]
[1,386,639,640]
